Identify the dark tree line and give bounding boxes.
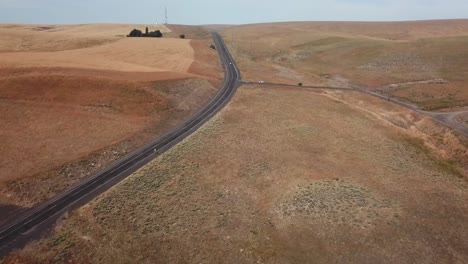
[127,27,163,38]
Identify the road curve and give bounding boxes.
[427,111,468,136]
[0,33,241,255]
[247,81,468,137]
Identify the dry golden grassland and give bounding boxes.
[223,20,468,111]
[7,86,467,263]
[0,24,171,52]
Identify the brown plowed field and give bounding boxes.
[0,38,196,73]
[0,24,222,215]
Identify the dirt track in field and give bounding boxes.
[7,86,467,263]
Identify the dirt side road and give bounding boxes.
[6,86,467,263]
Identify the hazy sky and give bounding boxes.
[0,0,467,25]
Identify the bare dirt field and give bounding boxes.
[0,38,197,73]
[6,85,467,263]
[0,23,171,52]
[0,24,222,217]
[222,20,468,111]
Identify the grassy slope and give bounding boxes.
[7,86,468,263]
[222,20,468,110]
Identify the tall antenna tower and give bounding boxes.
[164,6,168,24]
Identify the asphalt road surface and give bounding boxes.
[0,32,241,256]
[1,31,466,257]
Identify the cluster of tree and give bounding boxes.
[127,27,163,38]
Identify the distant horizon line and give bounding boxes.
[1,18,467,26]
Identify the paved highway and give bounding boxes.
[1,31,466,257]
[0,32,241,255]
